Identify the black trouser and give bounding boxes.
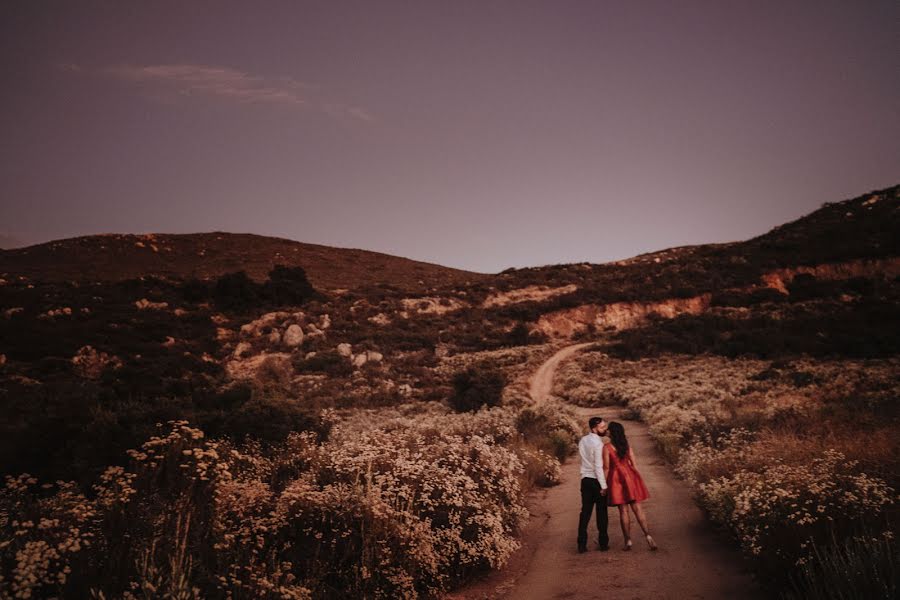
[577,477,609,548]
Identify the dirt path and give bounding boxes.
[451,345,762,600]
[528,342,595,403]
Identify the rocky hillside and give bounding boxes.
[0,184,897,486]
[0,231,486,293]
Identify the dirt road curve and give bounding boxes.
[451,345,762,600]
[529,342,595,403]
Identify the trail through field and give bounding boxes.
[450,344,762,600]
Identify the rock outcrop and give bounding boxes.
[351,350,384,368]
[135,298,169,310]
[368,313,391,326]
[400,296,468,315]
[482,284,578,308]
[759,257,900,294]
[534,294,712,338]
[283,324,304,347]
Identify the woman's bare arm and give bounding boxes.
[602,443,610,482]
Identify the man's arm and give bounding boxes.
[595,441,607,490]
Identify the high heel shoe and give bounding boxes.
[646,534,658,551]
[623,539,632,551]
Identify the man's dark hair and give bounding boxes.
[588,416,605,430]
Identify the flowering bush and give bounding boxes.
[1,391,564,598]
[557,352,899,594]
[692,447,894,560]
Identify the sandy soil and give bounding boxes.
[449,345,763,600]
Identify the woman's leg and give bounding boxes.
[617,505,631,547]
[630,502,651,536]
[630,502,658,549]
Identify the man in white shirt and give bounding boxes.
[577,416,609,553]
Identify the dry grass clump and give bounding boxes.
[556,351,899,595]
[1,392,578,599]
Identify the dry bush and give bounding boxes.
[2,390,573,598]
[558,351,899,594]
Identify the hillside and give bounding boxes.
[0,231,486,292]
[1,185,898,599]
[471,185,899,300]
[0,184,898,484]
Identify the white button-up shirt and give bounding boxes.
[578,433,607,489]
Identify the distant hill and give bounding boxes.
[0,234,28,250]
[479,185,900,300]
[1,184,897,486]
[0,232,487,292]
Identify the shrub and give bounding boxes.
[514,404,579,461]
[180,278,211,303]
[448,366,506,413]
[265,264,317,306]
[213,271,261,311]
[0,415,532,599]
[685,439,895,591]
[292,350,353,378]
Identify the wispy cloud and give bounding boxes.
[62,63,373,122]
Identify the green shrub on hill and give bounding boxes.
[449,365,506,412]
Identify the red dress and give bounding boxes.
[605,442,649,506]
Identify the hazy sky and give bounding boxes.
[2,1,898,272]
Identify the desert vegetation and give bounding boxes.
[554,350,898,598]
[1,361,579,599]
[1,186,897,598]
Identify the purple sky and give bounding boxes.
[2,1,898,272]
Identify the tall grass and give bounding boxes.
[784,532,897,600]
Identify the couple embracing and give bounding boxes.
[577,416,658,553]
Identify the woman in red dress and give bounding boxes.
[602,421,658,551]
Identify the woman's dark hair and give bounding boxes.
[608,421,629,460]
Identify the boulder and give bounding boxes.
[268,329,282,344]
[337,343,353,357]
[232,342,252,359]
[368,313,391,326]
[365,351,383,363]
[135,298,168,310]
[319,314,331,329]
[283,324,304,347]
[240,311,291,337]
[352,353,368,368]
